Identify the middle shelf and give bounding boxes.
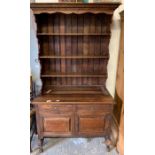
[39,55,109,59]
[37,33,110,36]
[41,72,107,78]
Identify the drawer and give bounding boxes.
[77,105,112,115]
[38,104,73,115]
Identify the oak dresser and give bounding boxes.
[31,2,120,152]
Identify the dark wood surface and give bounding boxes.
[36,12,111,88]
[31,2,120,152]
[39,55,109,59]
[35,103,113,136]
[32,94,113,104]
[31,2,120,15]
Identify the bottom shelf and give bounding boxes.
[42,86,109,95]
[32,93,113,104]
[32,86,113,104]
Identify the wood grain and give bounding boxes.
[43,117,71,132]
[31,3,120,15]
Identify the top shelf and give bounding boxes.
[37,33,110,36]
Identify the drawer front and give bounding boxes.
[77,105,112,115]
[38,104,73,115]
[43,117,71,133]
[78,116,106,134]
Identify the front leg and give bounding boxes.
[38,138,44,153]
[104,114,116,151]
[104,135,113,152]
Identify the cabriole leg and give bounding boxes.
[38,138,44,153]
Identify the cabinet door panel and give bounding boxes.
[43,117,71,133]
[78,116,105,134]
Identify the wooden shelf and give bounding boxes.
[35,12,111,89]
[39,55,109,59]
[37,33,110,36]
[41,72,107,78]
[43,85,105,87]
[32,94,113,104]
[42,86,109,95]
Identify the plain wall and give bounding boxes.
[106,3,124,97]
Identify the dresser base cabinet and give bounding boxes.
[33,93,114,152]
[30,2,120,152]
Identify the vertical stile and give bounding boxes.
[83,14,89,85]
[54,14,61,85]
[93,14,98,85]
[40,14,48,80]
[60,14,66,85]
[95,14,102,85]
[89,14,96,85]
[65,14,72,85]
[48,15,54,83]
[100,14,111,85]
[71,14,78,85]
[99,14,104,85]
[77,15,83,85]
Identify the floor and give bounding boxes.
[31,134,119,155]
